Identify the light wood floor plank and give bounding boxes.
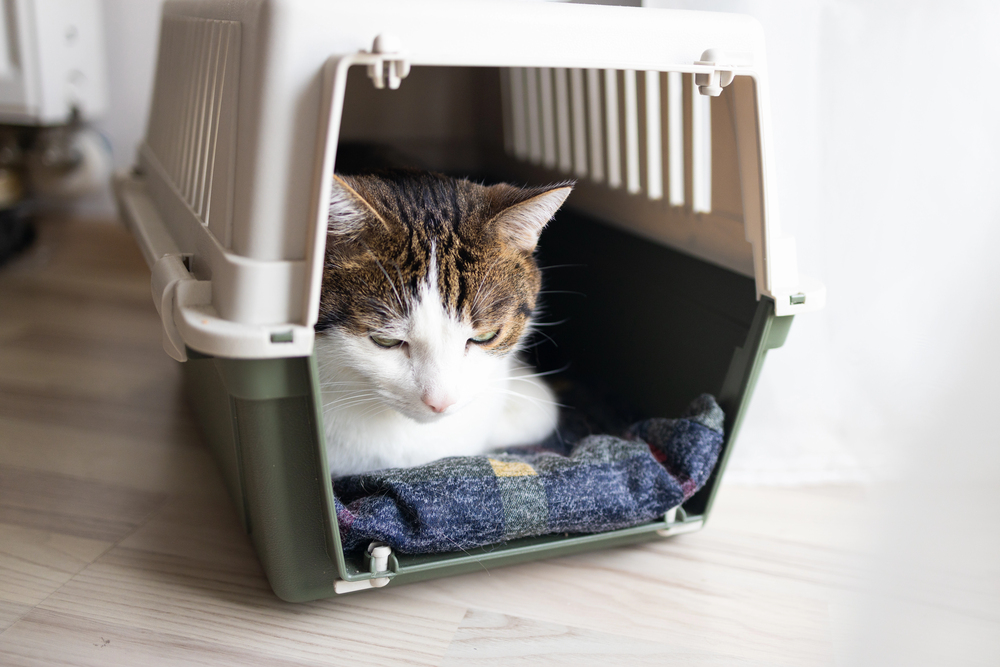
[440,608,767,666]
[0,601,32,635]
[0,417,216,495]
[0,382,200,449]
[0,347,163,401]
[0,288,166,347]
[2,608,338,667]
[0,465,166,542]
[11,490,467,665]
[0,523,110,619]
[392,539,834,666]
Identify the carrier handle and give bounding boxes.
[151,254,195,361]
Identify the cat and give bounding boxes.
[315,170,573,476]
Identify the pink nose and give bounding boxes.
[422,393,456,414]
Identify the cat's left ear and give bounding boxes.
[490,183,574,252]
[328,174,393,241]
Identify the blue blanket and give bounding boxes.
[332,394,724,554]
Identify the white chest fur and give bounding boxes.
[314,281,558,476]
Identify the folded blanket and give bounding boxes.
[332,394,724,554]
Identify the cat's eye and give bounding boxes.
[469,330,498,344]
[370,334,404,348]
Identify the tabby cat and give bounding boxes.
[315,170,572,476]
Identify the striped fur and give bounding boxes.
[318,171,571,354]
[315,170,573,475]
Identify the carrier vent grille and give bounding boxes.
[502,68,712,214]
[146,16,240,241]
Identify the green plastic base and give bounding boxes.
[182,209,791,602]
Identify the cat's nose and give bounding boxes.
[422,393,455,414]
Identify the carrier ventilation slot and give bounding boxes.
[146,16,240,238]
[504,68,712,214]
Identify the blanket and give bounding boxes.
[332,394,724,554]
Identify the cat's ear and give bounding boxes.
[328,174,388,241]
[488,182,574,252]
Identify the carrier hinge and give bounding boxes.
[694,49,738,97]
[333,542,395,594]
[365,33,411,90]
[656,505,704,537]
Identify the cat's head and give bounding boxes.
[316,170,572,423]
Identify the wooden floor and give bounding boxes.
[0,218,899,665]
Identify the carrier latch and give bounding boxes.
[694,49,737,97]
[333,541,395,594]
[366,33,411,90]
[656,505,704,537]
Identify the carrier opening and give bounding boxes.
[316,63,766,577]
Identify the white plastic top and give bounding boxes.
[120,0,823,360]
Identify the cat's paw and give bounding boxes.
[488,365,559,447]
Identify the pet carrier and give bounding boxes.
[115,0,824,601]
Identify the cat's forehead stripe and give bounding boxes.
[317,173,543,353]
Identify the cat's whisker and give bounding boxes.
[537,263,586,271]
[505,376,549,393]
[321,386,379,394]
[325,400,384,413]
[498,364,571,381]
[528,319,569,328]
[526,328,558,347]
[322,394,382,409]
[469,260,505,319]
[356,404,392,421]
[361,240,406,316]
[323,399,381,410]
[323,399,381,411]
[321,387,380,396]
[469,265,495,313]
[322,390,380,399]
[393,263,406,295]
[355,400,387,415]
[326,394,375,401]
[492,387,570,410]
[491,380,564,401]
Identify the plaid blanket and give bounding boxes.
[332,394,724,554]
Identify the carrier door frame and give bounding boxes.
[303,53,810,345]
[303,51,808,589]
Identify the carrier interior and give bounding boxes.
[327,64,763,574]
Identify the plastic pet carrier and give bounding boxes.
[115,0,825,601]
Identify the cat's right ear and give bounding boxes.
[328,174,373,242]
[487,182,574,253]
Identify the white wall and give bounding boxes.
[635,7,1000,655]
[95,0,163,176]
[68,0,161,217]
[644,0,1000,486]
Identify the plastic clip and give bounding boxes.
[656,506,704,537]
[333,542,394,594]
[694,49,736,97]
[366,33,411,90]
